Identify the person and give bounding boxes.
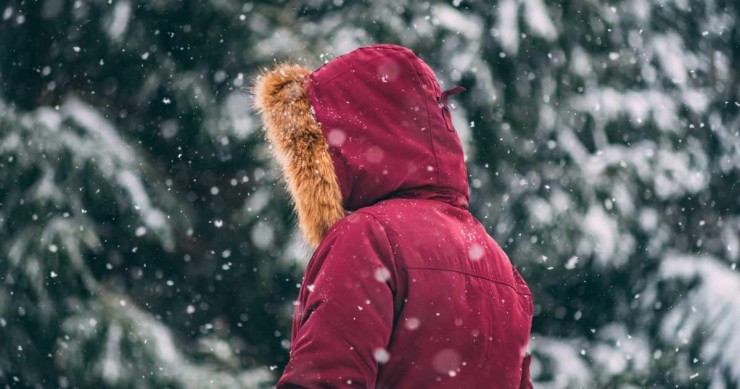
[254,43,533,388]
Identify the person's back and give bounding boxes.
[254,44,533,388]
[360,196,533,387]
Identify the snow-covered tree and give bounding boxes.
[0,98,270,387]
[0,0,737,387]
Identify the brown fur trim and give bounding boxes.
[252,64,346,247]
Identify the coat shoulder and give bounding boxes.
[308,208,400,292]
[317,210,393,252]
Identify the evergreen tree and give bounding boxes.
[0,0,737,387]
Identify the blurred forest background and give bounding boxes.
[0,0,738,387]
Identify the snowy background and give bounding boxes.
[0,0,738,387]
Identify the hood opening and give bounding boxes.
[254,44,469,247]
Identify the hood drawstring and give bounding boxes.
[438,86,466,109]
[437,86,466,132]
[442,86,466,99]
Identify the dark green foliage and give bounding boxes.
[0,0,737,387]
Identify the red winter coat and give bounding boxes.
[255,44,534,388]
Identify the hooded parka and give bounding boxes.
[254,44,534,389]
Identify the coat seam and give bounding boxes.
[376,188,469,210]
[352,210,400,359]
[404,266,532,296]
[399,50,440,186]
[354,211,398,274]
[311,55,391,87]
[311,45,421,83]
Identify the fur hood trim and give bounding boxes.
[253,64,345,247]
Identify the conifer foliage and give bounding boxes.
[0,0,737,387]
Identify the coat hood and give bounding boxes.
[254,44,469,247]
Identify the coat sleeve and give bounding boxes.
[277,212,397,388]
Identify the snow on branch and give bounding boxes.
[659,254,740,385]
